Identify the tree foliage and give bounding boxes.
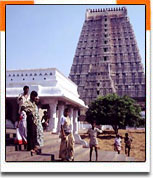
[86,94,142,133]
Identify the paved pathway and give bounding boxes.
[6,129,135,162]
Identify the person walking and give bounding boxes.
[124,133,132,157]
[35,96,44,154]
[59,108,74,161]
[87,121,102,161]
[114,134,122,154]
[22,91,39,156]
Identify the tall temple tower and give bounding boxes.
[69,7,145,106]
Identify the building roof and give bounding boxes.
[6,68,87,108]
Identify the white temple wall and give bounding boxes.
[6,68,88,146]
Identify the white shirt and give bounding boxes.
[60,115,72,133]
[17,93,30,114]
[115,137,122,146]
[60,116,67,126]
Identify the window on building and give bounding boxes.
[34,73,37,76]
[11,79,13,81]
[33,78,35,80]
[21,74,24,77]
[104,56,107,61]
[44,78,46,80]
[104,40,107,44]
[50,72,52,75]
[25,74,28,76]
[39,73,42,76]
[104,48,108,52]
[97,83,100,87]
[30,73,32,76]
[97,90,100,95]
[13,74,15,77]
[23,78,25,81]
[139,78,142,83]
[45,73,48,76]
[17,74,19,77]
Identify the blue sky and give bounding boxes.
[6,5,145,77]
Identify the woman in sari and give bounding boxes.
[35,96,44,153]
[22,91,39,156]
[59,108,74,161]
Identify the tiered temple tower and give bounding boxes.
[69,7,145,105]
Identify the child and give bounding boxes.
[114,134,122,154]
[124,133,132,157]
[87,121,102,161]
[16,106,27,145]
[41,111,49,131]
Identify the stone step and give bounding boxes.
[18,143,83,162]
[28,143,82,161]
[6,150,31,161]
[6,130,135,162]
[6,145,135,162]
[6,143,60,161]
[6,146,15,153]
[23,153,52,162]
[6,140,83,162]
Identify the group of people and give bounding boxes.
[114,133,132,157]
[15,85,132,161]
[15,86,75,160]
[16,86,44,155]
[87,121,133,161]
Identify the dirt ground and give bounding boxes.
[80,129,145,161]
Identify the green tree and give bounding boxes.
[86,94,142,134]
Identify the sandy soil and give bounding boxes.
[80,129,145,161]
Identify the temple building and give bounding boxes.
[69,7,145,106]
[6,68,88,146]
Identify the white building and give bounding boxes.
[6,68,88,146]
